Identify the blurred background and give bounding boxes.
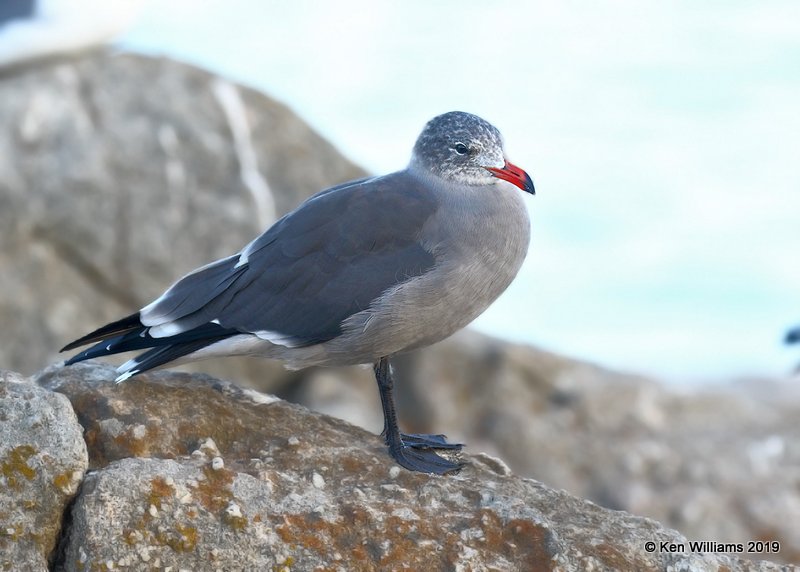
[1,0,799,563]
[3,0,798,382]
[115,0,800,384]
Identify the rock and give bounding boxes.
[282,330,800,566]
[0,49,365,377]
[37,361,349,472]
[38,338,800,566]
[0,370,88,571]
[36,363,785,571]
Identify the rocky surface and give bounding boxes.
[33,363,788,571]
[0,370,88,571]
[308,332,800,565]
[270,330,800,565]
[0,49,364,377]
[395,334,800,563]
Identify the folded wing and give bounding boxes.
[62,171,439,377]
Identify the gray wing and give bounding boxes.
[140,171,438,346]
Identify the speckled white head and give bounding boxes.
[409,111,535,194]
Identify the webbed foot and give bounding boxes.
[400,432,463,450]
[387,440,464,474]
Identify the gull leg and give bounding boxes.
[373,357,463,474]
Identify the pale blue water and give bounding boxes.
[118,0,800,382]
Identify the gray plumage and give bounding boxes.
[140,172,438,350]
[63,111,535,474]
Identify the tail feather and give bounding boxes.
[62,313,240,381]
[114,336,231,382]
[63,321,238,366]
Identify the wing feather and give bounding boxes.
[138,171,438,346]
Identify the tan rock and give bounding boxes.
[0,370,88,571]
[38,363,786,571]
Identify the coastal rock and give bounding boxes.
[283,330,800,565]
[38,363,785,571]
[37,361,350,472]
[0,50,364,378]
[0,370,88,571]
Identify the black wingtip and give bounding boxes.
[786,326,800,345]
[60,312,142,352]
[60,341,79,353]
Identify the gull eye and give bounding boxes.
[453,142,469,155]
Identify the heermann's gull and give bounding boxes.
[62,111,535,474]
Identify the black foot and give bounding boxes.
[388,441,464,475]
[372,356,464,475]
[400,433,463,450]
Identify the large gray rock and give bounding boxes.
[282,330,800,566]
[0,49,365,377]
[37,338,800,566]
[0,370,88,571]
[37,363,786,571]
